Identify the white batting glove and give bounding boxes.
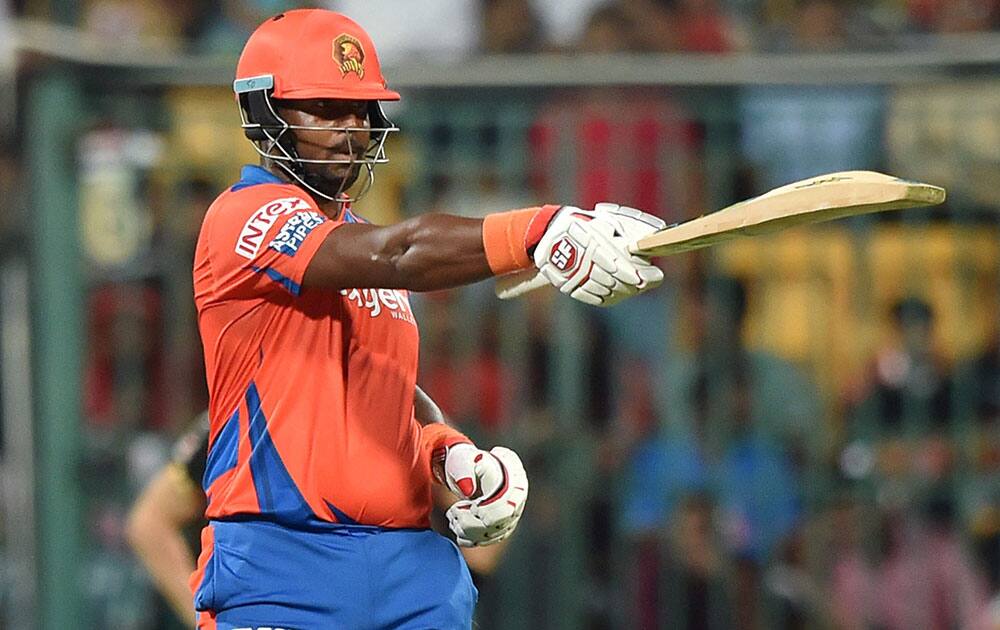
[443,444,528,547]
[533,205,665,306]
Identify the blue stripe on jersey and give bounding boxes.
[230,165,284,192]
[250,265,302,296]
[325,500,359,525]
[245,381,314,524]
[203,408,240,491]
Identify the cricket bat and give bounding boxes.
[495,171,946,300]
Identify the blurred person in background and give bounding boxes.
[663,272,820,459]
[195,0,307,55]
[663,494,730,629]
[481,0,546,53]
[0,0,13,137]
[611,358,718,629]
[907,0,998,34]
[739,0,885,190]
[0,141,26,243]
[845,297,953,436]
[81,0,208,51]
[323,0,480,64]
[668,273,810,626]
[189,8,664,628]
[873,500,990,629]
[624,0,742,53]
[127,415,209,628]
[714,367,802,629]
[530,3,706,227]
[611,271,812,628]
[955,330,1000,594]
[841,297,956,570]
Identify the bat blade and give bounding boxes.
[495,171,945,301]
[631,171,945,256]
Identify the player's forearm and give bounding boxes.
[126,465,205,622]
[414,384,473,485]
[386,214,494,291]
[125,507,199,621]
[460,538,510,576]
[304,214,493,292]
[414,384,447,427]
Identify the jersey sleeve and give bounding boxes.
[201,188,342,300]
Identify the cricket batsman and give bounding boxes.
[190,9,665,629]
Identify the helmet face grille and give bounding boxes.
[237,87,398,203]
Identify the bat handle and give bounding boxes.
[495,269,549,300]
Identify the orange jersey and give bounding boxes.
[193,165,431,528]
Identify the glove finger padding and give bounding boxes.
[593,202,667,233]
[636,262,664,290]
[585,223,643,286]
[448,505,517,547]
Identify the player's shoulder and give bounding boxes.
[207,164,315,213]
[209,182,318,221]
[201,166,321,241]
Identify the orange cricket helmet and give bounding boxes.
[233,9,400,202]
[235,9,400,102]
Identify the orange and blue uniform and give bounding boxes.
[190,165,475,629]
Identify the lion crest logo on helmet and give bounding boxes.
[333,34,365,79]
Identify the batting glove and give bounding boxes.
[443,443,528,547]
[533,205,665,306]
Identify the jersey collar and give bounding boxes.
[231,166,364,223]
[231,164,285,191]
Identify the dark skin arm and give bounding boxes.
[302,215,494,292]
[414,384,462,485]
[414,384,447,427]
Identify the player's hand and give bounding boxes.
[443,444,528,547]
[532,205,665,306]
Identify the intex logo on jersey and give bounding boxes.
[233,627,291,630]
[549,236,580,272]
[341,288,416,324]
[235,197,311,259]
[269,211,326,257]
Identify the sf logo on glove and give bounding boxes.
[548,237,579,273]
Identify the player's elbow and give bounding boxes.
[388,220,450,291]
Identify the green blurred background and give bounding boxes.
[4,0,1000,628]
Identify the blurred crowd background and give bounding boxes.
[3,0,1000,629]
